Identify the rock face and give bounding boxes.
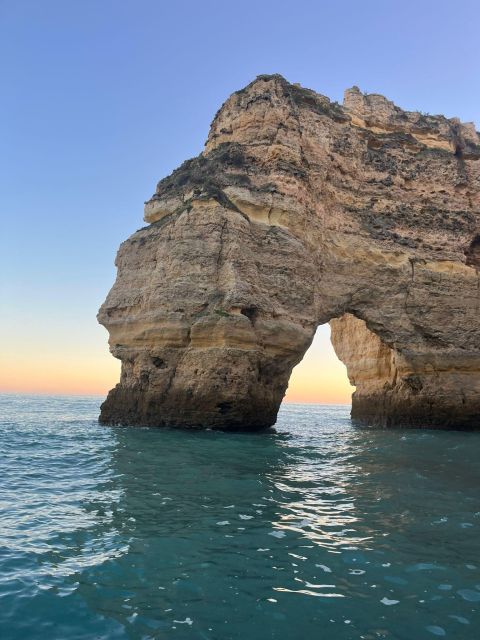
[98,75,480,430]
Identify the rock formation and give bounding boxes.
[98,75,480,430]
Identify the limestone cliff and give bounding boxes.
[98,75,480,430]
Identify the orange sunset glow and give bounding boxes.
[284,325,354,404]
[0,325,353,403]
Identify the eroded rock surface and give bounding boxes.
[98,75,480,429]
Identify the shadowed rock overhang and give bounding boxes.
[98,74,480,430]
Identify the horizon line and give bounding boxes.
[0,389,351,406]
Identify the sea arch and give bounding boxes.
[98,75,480,430]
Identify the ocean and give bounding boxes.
[0,394,479,639]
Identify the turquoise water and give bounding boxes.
[0,395,479,639]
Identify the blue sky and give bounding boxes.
[1,0,479,396]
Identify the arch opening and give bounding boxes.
[283,312,424,428]
[283,323,354,406]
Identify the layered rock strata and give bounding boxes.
[98,75,480,430]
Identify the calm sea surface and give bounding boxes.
[0,394,479,639]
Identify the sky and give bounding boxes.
[1,0,479,403]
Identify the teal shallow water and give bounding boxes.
[0,395,479,639]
